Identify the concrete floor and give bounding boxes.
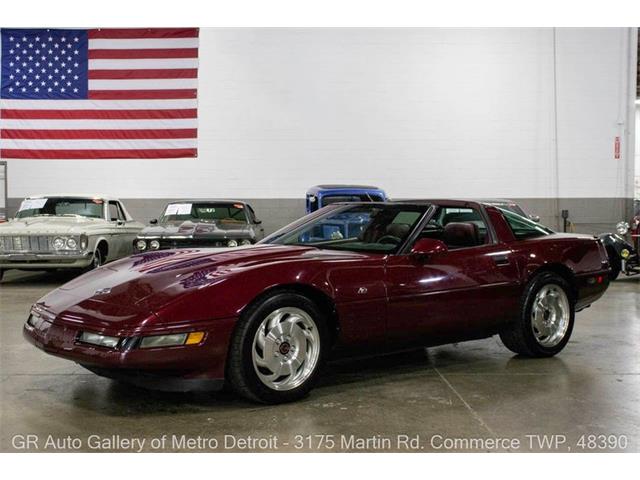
[1,269,638,452]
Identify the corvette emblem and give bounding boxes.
[357,287,368,295]
[94,288,112,296]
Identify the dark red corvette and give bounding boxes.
[24,200,611,403]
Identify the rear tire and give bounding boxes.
[226,292,328,404]
[499,272,575,357]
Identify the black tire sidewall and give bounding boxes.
[231,292,328,403]
[521,272,575,356]
[606,249,621,281]
[92,248,104,269]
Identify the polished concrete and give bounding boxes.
[1,269,638,453]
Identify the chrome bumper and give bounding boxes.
[0,251,93,269]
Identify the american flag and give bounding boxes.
[0,28,198,159]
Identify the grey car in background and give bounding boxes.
[133,200,265,252]
[0,195,144,281]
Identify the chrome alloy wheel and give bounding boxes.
[252,307,321,391]
[531,284,570,348]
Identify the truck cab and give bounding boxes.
[305,185,387,213]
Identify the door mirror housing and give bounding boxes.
[410,238,448,258]
[529,214,540,223]
[149,219,158,225]
[255,219,262,225]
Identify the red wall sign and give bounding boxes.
[614,136,621,159]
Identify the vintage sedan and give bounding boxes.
[24,200,610,403]
[0,195,143,281]
[134,200,264,253]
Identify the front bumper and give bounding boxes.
[0,250,93,270]
[23,312,237,391]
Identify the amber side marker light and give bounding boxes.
[185,331,205,345]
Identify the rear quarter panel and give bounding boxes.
[509,235,610,309]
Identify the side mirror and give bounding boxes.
[529,214,540,223]
[255,219,262,225]
[410,238,448,259]
[149,219,158,225]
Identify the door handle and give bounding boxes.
[493,255,510,266]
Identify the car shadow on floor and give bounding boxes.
[0,269,80,287]
[68,347,568,416]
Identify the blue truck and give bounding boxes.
[304,185,388,241]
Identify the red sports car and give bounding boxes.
[24,200,611,403]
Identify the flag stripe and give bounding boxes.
[0,119,198,129]
[0,148,198,159]
[88,28,198,39]
[1,138,197,149]
[88,78,198,90]
[88,89,197,100]
[1,108,197,119]
[88,38,199,49]
[2,129,197,139]
[88,58,199,69]
[0,99,197,109]
[88,48,198,59]
[88,68,198,79]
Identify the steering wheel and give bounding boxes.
[378,235,402,245]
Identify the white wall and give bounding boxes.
[4,28,637,200]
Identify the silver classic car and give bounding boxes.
[0,195,144,281]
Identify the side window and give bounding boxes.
[108,201,125,221]
[418,206,490,249]
[247,206,257,223]
[500,209,551,240]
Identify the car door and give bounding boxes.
[108,201,138,258]
[384,205,521,344]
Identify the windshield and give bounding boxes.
[16,198,104,219]
[160,202,249,224]
[264,204,428,253]
[321,193,385,206]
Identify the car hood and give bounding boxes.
[36,245,366,328]
[139,220,254,239]
[0,216,107,235]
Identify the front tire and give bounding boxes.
[227,292,328,404]
[499,272,575,357]
[606,248,621,281]
[88,247,105,271]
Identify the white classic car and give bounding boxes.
[0,195,144,281]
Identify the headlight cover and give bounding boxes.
[616,221,630,235]
[240,239,252,246]
[227,239,238,247]
[149,240,160,250]
[135,239,147,251]
[79,331,120,348]
[66,237,78,249]
[139,331,205,349]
